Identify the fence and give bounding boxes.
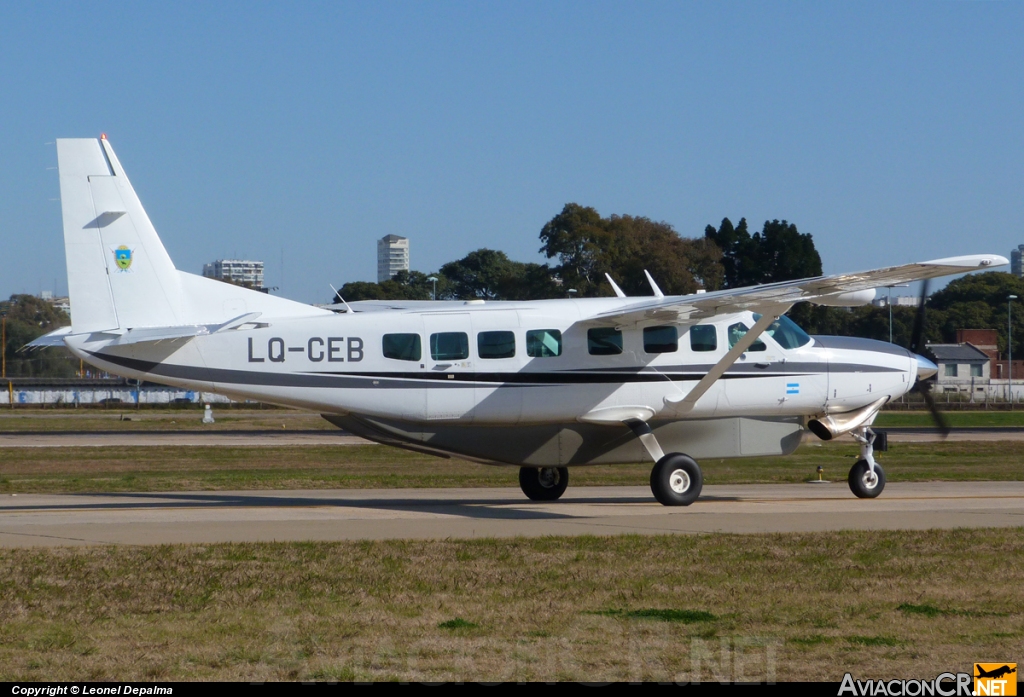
[4,378,237,407]
[887,387,1024,410]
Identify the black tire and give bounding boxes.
[519,466,569,501]
[848,459,886,498]
[650,453,703,506]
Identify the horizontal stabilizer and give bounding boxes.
[94,312,267,347]
[22,327,74,350]
[25,313,267,351]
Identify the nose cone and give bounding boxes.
[915,354,938,382]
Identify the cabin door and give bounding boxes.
[422,313,476,421]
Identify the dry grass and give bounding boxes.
[875,410,1024,428]
[2,440,1024,494]
[0,529,1020,681]
[0,408,333,432]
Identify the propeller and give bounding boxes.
[908,279,950,437]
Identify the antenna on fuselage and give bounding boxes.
[643,270,664,298]
[329,284,354,313]
[604,273,626,298]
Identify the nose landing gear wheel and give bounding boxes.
[650,453,703,506]
[519,466,569,501]
[848,459,886,498]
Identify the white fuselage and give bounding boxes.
[66,299,916,428]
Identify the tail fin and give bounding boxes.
[57,137,329,333]
[58,137,183,332]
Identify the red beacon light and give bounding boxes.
[100,133,107,140]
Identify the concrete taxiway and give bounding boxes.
[0,482,1021,547]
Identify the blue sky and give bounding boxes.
[1,2,1022,303]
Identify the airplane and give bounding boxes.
[975,666,1016,680]
[29,136,1008,506]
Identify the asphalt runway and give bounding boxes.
[3,427,1024,447]
[1,482,1021,547]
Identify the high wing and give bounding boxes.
[584,254,1007,325]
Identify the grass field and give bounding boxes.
[875,410,1024,428]
[0,529,1020,681]
[1,440,1023,494]
[2,410,1020,682]
[0,408,333,432]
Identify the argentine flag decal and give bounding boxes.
[786,383,800,395]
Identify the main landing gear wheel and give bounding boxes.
[519,466,569,501]
[650,453,703,506]
[848,459,886,499]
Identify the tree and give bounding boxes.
[538,203,608,295]
[336,270,446,302]
[440,249,520,300]
[1,294,78,378]
[495,262,562,300]
[599,215,710,296]
[334,281,389,301]
[683,236,726,293]
[928,272,1024,356]
[758,219,823,283]
[703,217,754,289]
[705,218,822,288]
[437,249,561,300]
[539,204,724,297]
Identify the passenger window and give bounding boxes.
[643,326,678,354]
[689,325,717,352]
[588,327,623,356]
[430,332,469,361]
[526,329,562,357]
[478,331,516,359]
[727,322,767,352]
[382,333,421,361]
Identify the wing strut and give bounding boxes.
[669,306,791,412]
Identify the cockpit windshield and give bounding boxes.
[752,313,812,350]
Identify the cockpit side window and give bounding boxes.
[727,322,767,352]
[751,313,812,349]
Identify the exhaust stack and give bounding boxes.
[807,396,889,441]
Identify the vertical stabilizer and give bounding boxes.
[57,137,183,332]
